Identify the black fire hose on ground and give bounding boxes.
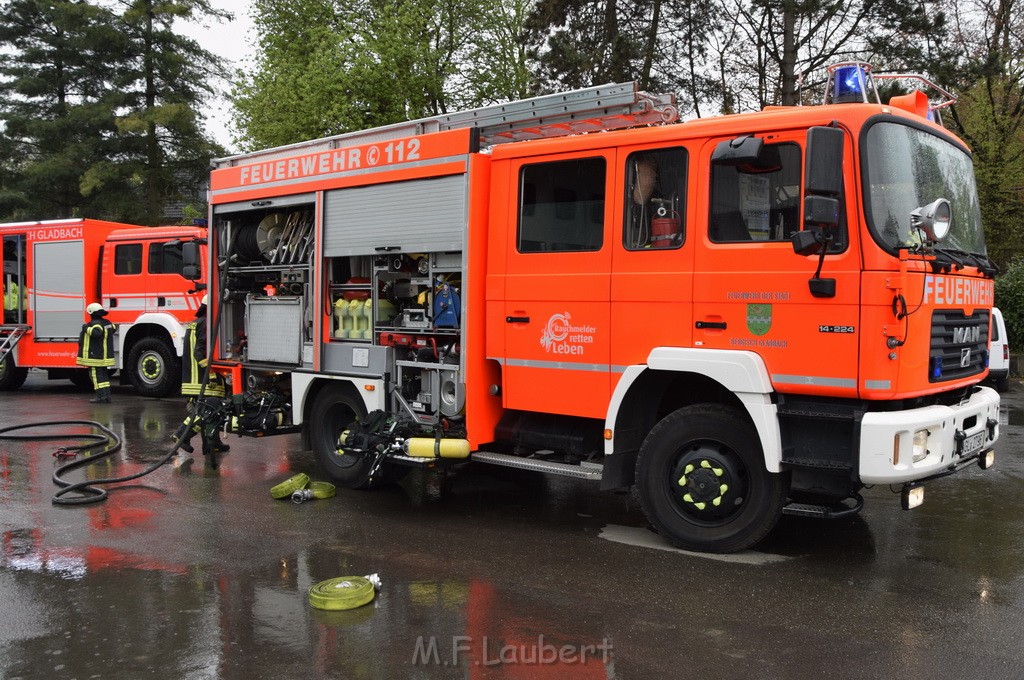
[0,231,238,506]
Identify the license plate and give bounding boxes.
[961,431,986,457]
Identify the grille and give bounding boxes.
[929,309,990,382]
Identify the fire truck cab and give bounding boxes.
[1,219,207,396]
[195,65,999,553]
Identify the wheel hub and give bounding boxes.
[670,444,747,520]
[141,354,161,380]
[677,459,730,510]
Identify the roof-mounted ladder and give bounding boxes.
[0,324,29,365]
[215,82,680,168]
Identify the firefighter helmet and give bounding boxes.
[86,302,106,315]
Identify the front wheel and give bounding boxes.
[0,353,28,391]
[635,404,788,553]
[127,337,179,397]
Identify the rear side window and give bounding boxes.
[709,142,802,243]
[149,241,185,275]
[114,243,143,275]
[624,148,687,250]
[518,157,606,253]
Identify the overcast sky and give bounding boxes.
[177,0,255,152]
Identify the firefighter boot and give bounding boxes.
[89,387,111,403]
[211,432,230,453]
[202,436,219,470]
[170,422,196,454]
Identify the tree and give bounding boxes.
[709,0,944,110]
[525,0,655,91]
[0,0,125,220]
[110,0,229,224]
[938,0,1024,269]
[232,0,505,151]
[464,0,536,103]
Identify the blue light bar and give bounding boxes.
[834,65,868,104]
[982,349,990,368]
[931,356,943,379]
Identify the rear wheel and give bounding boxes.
[0,354,28,391]
[635,404,788,553]
[127,337,179,397]
[310,384,405,488]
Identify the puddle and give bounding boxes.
[598,524,792,565]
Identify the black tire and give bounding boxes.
[127,337,179,398]
[635,404,788,553]
[995,376,1010,393]
[310,383,402,489]
[0,353,28,391]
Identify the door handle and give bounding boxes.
[157,297,166,307]
[506,316,530,324]
[695,321,726,330]
[108,298,117,308]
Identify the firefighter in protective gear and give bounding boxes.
[171,294,229,466]
[76,302,115,403]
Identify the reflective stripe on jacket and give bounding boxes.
[181,319,224,397]
[76,319,115,367]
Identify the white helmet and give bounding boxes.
[200,294,208,306]
[86,302,105,315]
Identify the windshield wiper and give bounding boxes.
[933,248,999,276]
[930,247,969,269]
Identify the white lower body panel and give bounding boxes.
[859,385,999,484]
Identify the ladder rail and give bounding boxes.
[0,324,30,365]
[214,82,679,168]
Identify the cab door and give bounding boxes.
[501,151,613,418]
[145,239,196,317]
[692,130,861,398]
[610,145,694,382]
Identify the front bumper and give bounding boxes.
[859,385,1000,484]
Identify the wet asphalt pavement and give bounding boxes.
[1,372,1023,680]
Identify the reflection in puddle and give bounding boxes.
[1001,404,1024,427]
[598,524,791,565]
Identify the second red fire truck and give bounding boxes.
[1,219,208,396]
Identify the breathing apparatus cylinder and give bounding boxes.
[403,437,471,459]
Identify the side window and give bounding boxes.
[709,142,801,243]
[624,148,687,250]
[114,243,143,275]
[148,241,184,275]
[518,157,605,253]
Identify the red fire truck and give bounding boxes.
[1,219,207,396]
[190,63,999,552]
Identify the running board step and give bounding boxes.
[781,494,864,519]
[471,450,603,480]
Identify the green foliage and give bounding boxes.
[231,0,524,150]
[995,258,1024,349]
[0,0,126,220]
[0,0,226,224]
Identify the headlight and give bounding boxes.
[912,429,929,462]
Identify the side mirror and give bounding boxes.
[792,229,825,256]
[181,241,201,281]
[804,195,840,229]
[805,126,844,198]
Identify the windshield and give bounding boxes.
[863,121,986,255]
